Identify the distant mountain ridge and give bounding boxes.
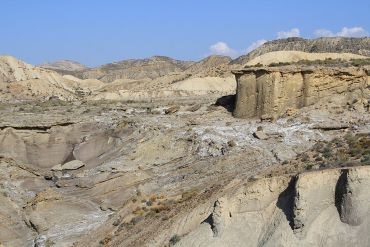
[0,54,236,102]
[42,37,370,81]
[40,60,88,71]
[51,55,235,83]
[71,56,195,83]
[231,37,370,65]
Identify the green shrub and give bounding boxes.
[306,164,314,170]
[322,147,332,158]
[169,235,181,246]
[361,155,370,163]
[282,160,289,165]
[315,156,323,162]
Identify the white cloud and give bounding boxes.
[277,28,301,39]
[208,26,368,58]
[208,40,267,57]
[314,29,335,37]
[337,27,368,37]
[244,28,301,54]
[209,42,238,57]
[245,39,267,53]
[315,27,368,37]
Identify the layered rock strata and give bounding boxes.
[233,66,370,119]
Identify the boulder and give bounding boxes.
[165,106,180,114]
[253,131,269,140]
[273,145,296,161]
[61,160,85,170]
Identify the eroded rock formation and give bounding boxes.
[233,66,370,119]
[177,166,370,247]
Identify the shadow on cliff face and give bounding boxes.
[276,176,297,230]
[215,94,236,113]
[335,169,348,218]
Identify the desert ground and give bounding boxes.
[0,37,370,246]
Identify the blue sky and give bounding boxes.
[1,0,369,66]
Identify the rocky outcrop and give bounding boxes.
[231,37,370,65]
[233,66,370,119]
[176,166,370,247]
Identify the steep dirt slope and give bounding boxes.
[0,56,63,83]
[0,56,104,101]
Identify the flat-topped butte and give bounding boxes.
[232,65,370,119]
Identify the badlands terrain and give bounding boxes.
[0,37,370,247]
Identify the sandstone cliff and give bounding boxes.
[176,166,370,247]
[232,37,370,65]
[233,65,370,119]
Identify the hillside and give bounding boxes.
[184,55,232,77]
[0,55,236,102]
[232,37,370,65]
[0,56,104,101]
[48,55,234,82]
[0,56,61,83]
[90,55,237,101]
[74,56,194,82]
